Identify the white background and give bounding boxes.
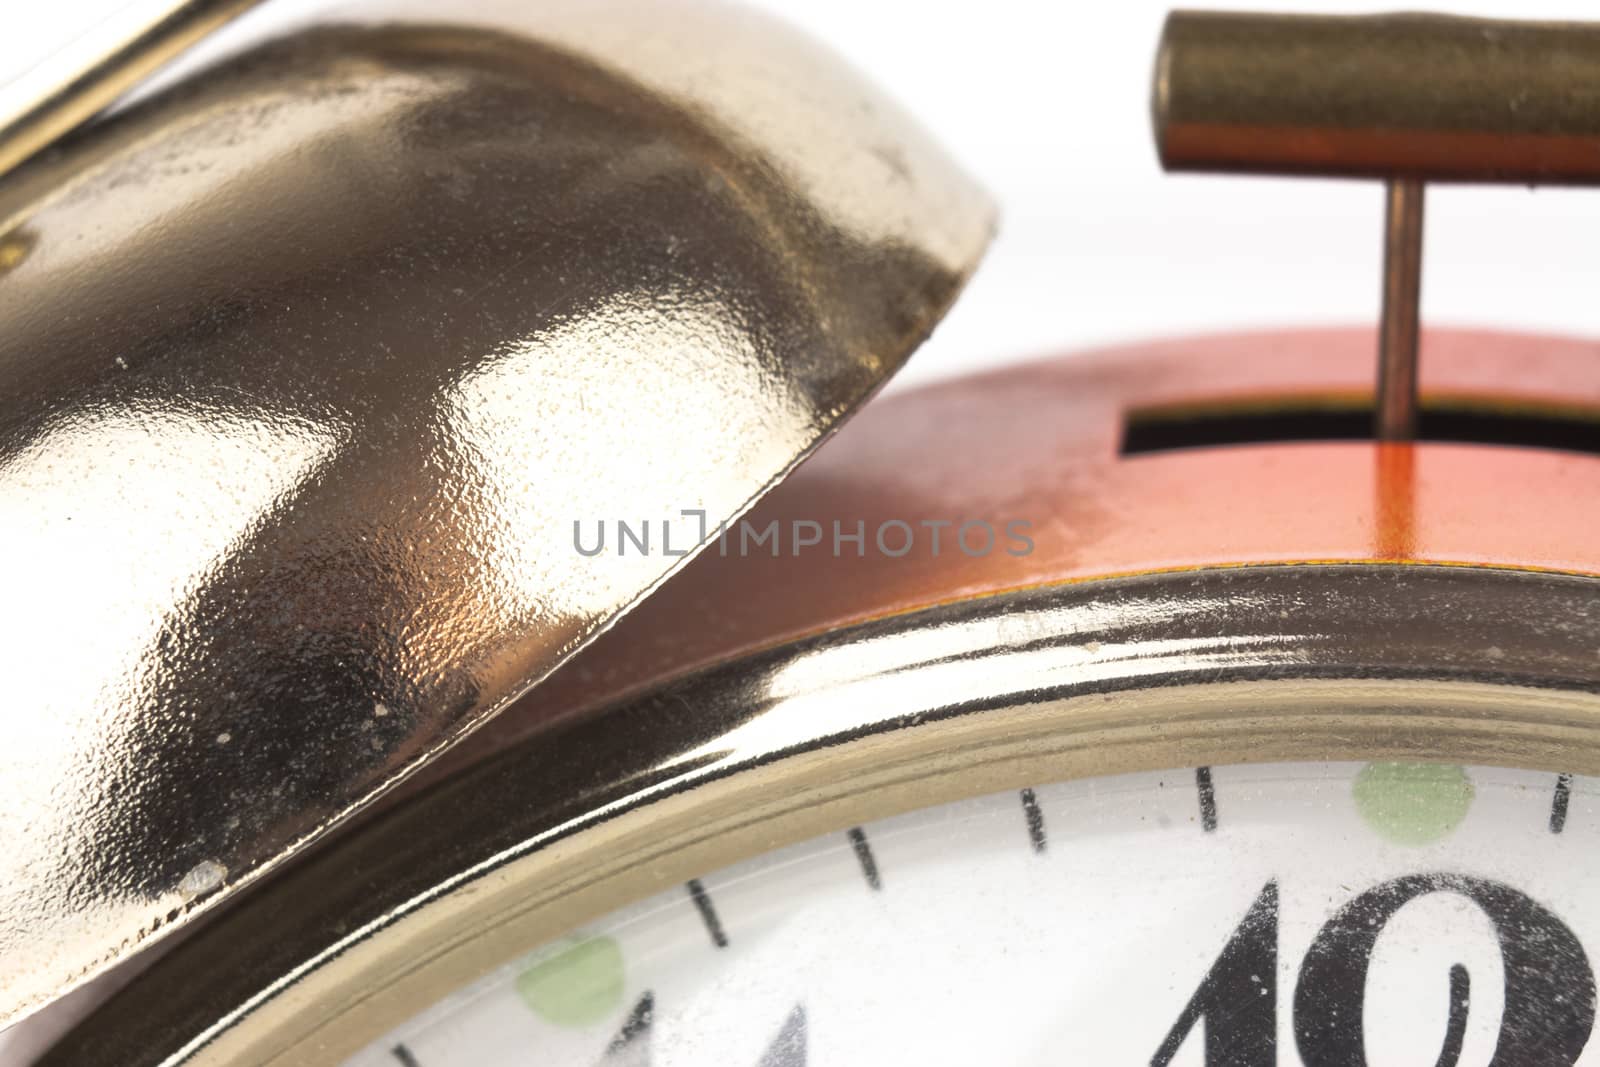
[6,0,1600,389]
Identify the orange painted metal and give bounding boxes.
[462,326,1600,755]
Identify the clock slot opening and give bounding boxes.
[1121,401,1600,457]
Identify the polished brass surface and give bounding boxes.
[0,0,262,177]
[0,0,993,1027]
[43,564,1600,1066]
[1155,10,1600,182]
[1377,178,1424,440]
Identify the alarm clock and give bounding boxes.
[5,3,1600,1065]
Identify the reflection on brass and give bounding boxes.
[0,0,262,177]
[1155,10,1600,182]
[1377,178,1424,441]
[0,0,993,1028]
[0,227,34,274]
[43,564,1600,1066]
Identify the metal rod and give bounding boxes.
[1154,10,1600,184]
[0,0,261,179]
[1376,178,1424,441]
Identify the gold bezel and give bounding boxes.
[45,563,1600,1065]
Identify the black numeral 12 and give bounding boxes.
[1153,875,1597,1066]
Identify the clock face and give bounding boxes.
[30,565,1600,1067]
[349,760,1598,1066]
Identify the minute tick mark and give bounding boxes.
[1552,773,1573,834]
[1020,788,1047,853]
[686,879,728,948]
[1196,766,1218,832]
[848,827,882,891]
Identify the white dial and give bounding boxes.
[349,761,1599,1066]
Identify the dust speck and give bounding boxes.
[179,860,227,901]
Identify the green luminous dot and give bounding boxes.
[514,936,624,1028]
[1354,762,1474,846]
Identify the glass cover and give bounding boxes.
[350,761,1600,1065]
